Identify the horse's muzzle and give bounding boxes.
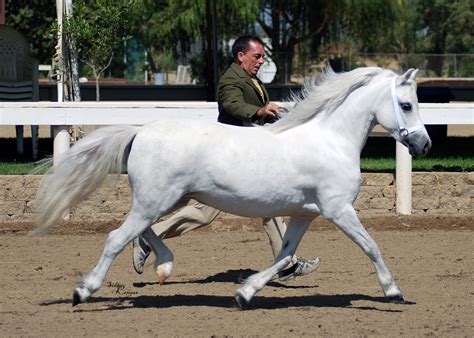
[403,130,432,156]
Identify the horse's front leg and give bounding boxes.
[328,204,404,303]
[73,210,154,306]
[235,216,313,309]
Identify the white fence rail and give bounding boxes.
[0,101,472,125]
[1,101,473,215]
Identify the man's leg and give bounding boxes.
[132,200,221,274]
[262,217,297,265]
[151,201,221,238]
[262,217,320,281]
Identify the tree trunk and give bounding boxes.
[272,43,295,84]
[95,78,100,101]
[92,67,100,101]
[146,48,157,73]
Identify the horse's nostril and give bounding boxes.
[424,140,431,151]
[422,140,431,155]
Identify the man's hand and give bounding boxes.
[255,102,283,118]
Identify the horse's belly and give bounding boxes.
[193,190,315,218]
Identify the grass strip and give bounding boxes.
[0,162,50,175]
[361,157,473,172]
[0,157,471,175]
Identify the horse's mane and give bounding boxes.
[265,67,386,133]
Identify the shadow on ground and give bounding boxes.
[39,269,413,312]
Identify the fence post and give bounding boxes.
[396,142,412,215]
[52,125,70,166]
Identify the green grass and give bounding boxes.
[0,161,50,175]
[361,157,473,172]
[0,157,471,175]
[360,136,473,173]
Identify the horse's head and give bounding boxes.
[375,69,431,156]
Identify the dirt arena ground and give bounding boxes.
[0,216,473,336]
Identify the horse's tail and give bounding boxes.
[30,125,141,236]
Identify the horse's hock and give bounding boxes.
[0,173,472,223]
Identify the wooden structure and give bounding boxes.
[0,25,39,158]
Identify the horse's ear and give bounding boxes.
[400,68,419,83]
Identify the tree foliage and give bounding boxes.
[257,0,404,82]
[61,0,132,100]
[5,0,472,84]
[406,0,473,75]
[129,0,259,80]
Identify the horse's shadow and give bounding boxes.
[133,269,312,289]
[41,293,410,313]
[40,269,414,312]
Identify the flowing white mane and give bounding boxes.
[266,67,387,133]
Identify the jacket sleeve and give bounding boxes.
[218,81,261,124]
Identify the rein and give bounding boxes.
[390,77,424,137]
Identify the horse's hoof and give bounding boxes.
[234,293,250,310]
[72,290,81,307]
[388,295,405,304]
[156,269,168,285]
[155,262,173,285]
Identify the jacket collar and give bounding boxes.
[230,63,268,103]
[230,63,264,82]
[230,63,250,78]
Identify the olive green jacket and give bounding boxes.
[217,63,270,126]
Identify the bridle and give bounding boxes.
[390,77,425,138]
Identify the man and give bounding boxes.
[133,35,320,282]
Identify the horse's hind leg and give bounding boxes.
[72,210,154,306]
[134,197,192,283]
[328,205,404,303]
[141,228,174,284]
[235,217,312,309]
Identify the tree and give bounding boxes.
[61,0,131,100]
[415,0,473,76]
[256,0,403,82]
[129,0,259,83]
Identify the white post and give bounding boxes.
[53,126,70,166]
[396,142,412,215]
[53,0,70,166]
[56,0,65,103]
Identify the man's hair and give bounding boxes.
[232,35,264,61]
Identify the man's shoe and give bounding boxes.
[132,237,151,274]
[278,257,320,282]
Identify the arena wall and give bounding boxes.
[0,173,472,223]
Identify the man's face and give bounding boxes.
[237,41,265,78]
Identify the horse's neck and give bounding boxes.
[314,85,379,153]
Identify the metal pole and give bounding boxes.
[56,0,64,103]
[205,0,218,101]
[53,0,70,165]
[211,0,218,99]
[396,142,412,215]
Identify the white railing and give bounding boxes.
[1,101,473,214]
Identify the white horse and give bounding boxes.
[33,67,431,308]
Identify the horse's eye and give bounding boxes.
[400,102,412,112]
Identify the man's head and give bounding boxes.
[232,35,265,78]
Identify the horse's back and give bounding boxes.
[126,119,254,186]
